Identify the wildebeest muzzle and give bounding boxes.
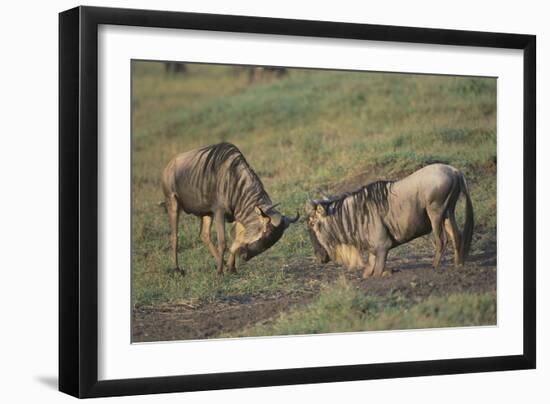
[307,225,330,263]
[238,222,286,261]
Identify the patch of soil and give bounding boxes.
[355,250,496,300]
[132,292,313,342]
[132,248,496,343]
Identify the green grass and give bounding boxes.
[224,278,496,337]
[131,61,497,316]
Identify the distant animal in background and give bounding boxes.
[164,62,187,74]
[306,164,474,278]
[248,66,287,84]
[161,143,299,275]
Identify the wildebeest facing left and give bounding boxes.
[306,164,474,278]
[161,143,299,274]
[164,62,187,74]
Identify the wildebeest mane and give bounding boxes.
[315,180,393,248]
[324,180,393,214]
[195,142,271,221]
[197,143,264,186]
[363,180,393,213]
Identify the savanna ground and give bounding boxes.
[131,62,497,342]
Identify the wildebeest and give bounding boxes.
[247,66,287,84]
[306,164,474,278]
[161,142,299,274]
[164,62,187,74]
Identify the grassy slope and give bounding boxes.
[224,277,496,337]
[132,61,497,332]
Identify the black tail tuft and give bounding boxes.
[459,173,474,264]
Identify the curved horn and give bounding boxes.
[258,204,283,225]
[284,211,300,227]
[307,193,317,205]
[267,202,281,211]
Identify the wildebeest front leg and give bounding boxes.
[214,210,226,274]
[226,241,241,274]
[199,215,220,263]
[362,252,376,278]
[372,249,389,278]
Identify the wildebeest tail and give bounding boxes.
[459,172,474,264]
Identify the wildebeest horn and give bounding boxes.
[267,203,281,211]
[284,211,300,227]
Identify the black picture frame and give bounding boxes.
[59,5,536,398]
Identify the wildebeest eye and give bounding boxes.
[315,204,327,217]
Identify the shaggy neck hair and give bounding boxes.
[311,180,394,249]
[195,142,273,224]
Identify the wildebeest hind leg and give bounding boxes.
[428,211,447,270]
[214,210,226,274]
[166,194,182,274]
[199,215,220,263]
[444,215,461,268]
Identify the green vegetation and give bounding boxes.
[224,277,496,337]
[132,61,496,334]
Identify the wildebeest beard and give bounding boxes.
[238,222,286,261]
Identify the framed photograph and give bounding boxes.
[59,6,536,398]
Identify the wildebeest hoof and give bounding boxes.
[168,267,185,276]
[371,271,390,278]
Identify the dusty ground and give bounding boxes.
[132,248,496,343]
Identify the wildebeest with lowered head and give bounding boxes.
[306,164,473,278]
[161,143,299,274]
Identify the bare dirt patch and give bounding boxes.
[132,248,496,343]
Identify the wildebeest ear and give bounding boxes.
[316,204,326,217]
